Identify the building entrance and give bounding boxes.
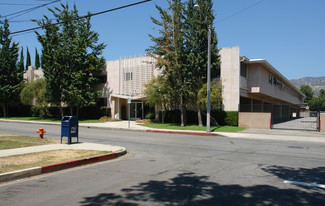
[130,101,144,120]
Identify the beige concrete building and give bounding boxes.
[220,46,304,126]
[24,47,304,125]
[100,55,158,120]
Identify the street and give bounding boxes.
[1,121,325,205]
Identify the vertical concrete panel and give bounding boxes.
[220,47,240,111]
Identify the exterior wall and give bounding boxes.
[239,112,271,129]
[320,113,325,132]
[24,66,43,82]
[247,64,304,105]
[220,46,240,111]
[105,55,157,119]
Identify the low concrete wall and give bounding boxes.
[320,113,325,132]
[239,112,271,129]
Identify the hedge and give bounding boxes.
[0,105,111,120]
[159,110,238,126]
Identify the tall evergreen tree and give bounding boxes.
[184,0,220,126]
[18,47,24,73]
[0,19,23,117]
[147,0,190,126]
[34,3,106,117]
[26,47,31,70]
[35,48,40,69]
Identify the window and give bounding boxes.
[269,75,273,85]
[240,62,247,78]
[124,72,133,81]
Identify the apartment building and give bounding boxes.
[24,47,304,125]
[220,46,304,127]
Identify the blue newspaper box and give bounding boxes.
[61,116,79,144]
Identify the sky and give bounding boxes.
[1,0,324,80]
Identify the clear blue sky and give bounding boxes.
[1,0,324,80]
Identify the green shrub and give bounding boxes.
[31,106,46,118]
[145,112,155,120]
[100,106,111,117]
[224,111,238,126]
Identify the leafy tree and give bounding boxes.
[184,0,220,126]
[144,76,170,123]
[0,19,23,117]
[34,3,106,117]
[299,85,314,102]
[20,79,45,105]
[308,98,325,111]
[35,48,40,69]
[318,89,325,99]
[198,80,222,125]
[198,80,222,110]
[26,47,31,70]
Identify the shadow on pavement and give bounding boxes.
[262,165,325,191]
[80,172,325,205]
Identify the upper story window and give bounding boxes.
[240,62,247,78]
[124,72,133,81]
[269,75,273,85]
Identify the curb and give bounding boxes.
[0,149,127,183]
[146,129,217,136]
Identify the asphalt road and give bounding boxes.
[1,121,325,205]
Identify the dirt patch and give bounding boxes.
[0,149,110,173]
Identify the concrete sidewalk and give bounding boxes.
[0,142,125,157]
[79,121,325,143]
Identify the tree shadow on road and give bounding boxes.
[261,165,325,192]
[80,172,325,206]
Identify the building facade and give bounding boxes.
[220,46,304,124]
[24,47,304,124]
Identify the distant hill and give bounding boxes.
[290,76,325,95]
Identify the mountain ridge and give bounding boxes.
[290,76,325,94]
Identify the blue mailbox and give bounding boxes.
[61,116,79,144]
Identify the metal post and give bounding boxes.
[128,98,131,128]
[206,25,211,132]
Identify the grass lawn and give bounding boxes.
[0,117,103,123]
[0,134,60,150]
[0,134,111,174]
[142,123,246,133]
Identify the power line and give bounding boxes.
[10,0,152,35]
[216,0,265,24]
[1,0,60,19]
[0,3,41,6]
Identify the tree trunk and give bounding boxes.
[76,105,80,119]
[70,107,73,116]
[59,105,64,117]
[197,104,203,126]
[3,105,7,118]
[162,110,166,124]
[180,95,185,127]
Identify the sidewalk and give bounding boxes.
[79,121,325,143]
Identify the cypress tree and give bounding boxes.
[0,19,23,117]
[26,47,31,70]
[35,48,40,69]
[184,0,220,126]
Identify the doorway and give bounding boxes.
[130,101,144,120]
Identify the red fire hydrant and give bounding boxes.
[36,128,46,139]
